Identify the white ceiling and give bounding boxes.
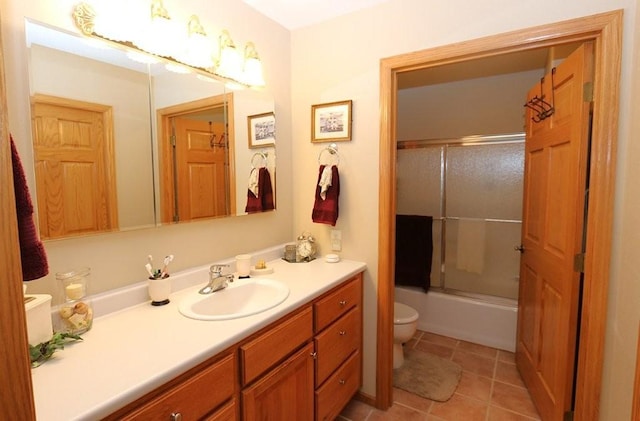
[242,0,390,30]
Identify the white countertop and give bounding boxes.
[31,252,366,420]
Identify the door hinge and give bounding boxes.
[564,410,574,421]
[574,253,585,273]
[583,82,594,102]
[170,134,176,147]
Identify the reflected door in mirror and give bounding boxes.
[31,95,117,239]
[174,117,230,221]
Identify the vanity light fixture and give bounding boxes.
[216,30,242,80]
[137,0,179,58]
[72,1,266,88]
[242,42,266,87]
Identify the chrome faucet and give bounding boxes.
[198,265,234,294]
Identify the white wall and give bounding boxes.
[290,0,639,414]
[397,69,542,140]
[1,0,293,300]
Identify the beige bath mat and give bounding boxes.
[393,349,462,402]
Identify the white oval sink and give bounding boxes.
[178,278,289,321]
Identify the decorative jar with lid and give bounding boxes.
[55,267,93,335]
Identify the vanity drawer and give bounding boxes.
[240,306,313,385]
[315,350,361,421]
[119,353,235,421]
[314,274,362,332]
[315,306,361,387]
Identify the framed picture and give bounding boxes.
[247,112,276,148]
[311,100,352,142]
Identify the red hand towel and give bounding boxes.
[312,165,340,226]
[10,135,49,281]
[245,167,274,213]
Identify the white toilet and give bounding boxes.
[393,302,419,369]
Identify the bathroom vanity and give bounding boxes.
[30,255,365,420]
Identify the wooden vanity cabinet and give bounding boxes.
[105,272,363,421]
[313,274,363,421]
[239,306,314,420]
[107,352,237,421]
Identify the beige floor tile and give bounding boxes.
[495,361,526,388]
[452,349,497,378]
[339,399,373,421]
[429,393,488,421]
[420,332,459,348]
[498,349,516,364]
[340,333,540,421]
[455,370,493,402]
[491,381,539,419]
[368,403,431,420]
[488,405,540,420]
[457,340,499,358]
[393,387,433,413]
[414,340,455,359]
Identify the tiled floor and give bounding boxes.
[339,330,541,421]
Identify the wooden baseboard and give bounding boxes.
[352,390,377,408]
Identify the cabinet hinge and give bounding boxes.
[583,82,594,102]
[564,410,574,421]
[574,253,585,273]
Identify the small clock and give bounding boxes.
[296,232,317,262]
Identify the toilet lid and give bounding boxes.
[394,302,418,324]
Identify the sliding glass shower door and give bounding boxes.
[397,134,524,300]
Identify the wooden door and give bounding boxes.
[31,95,117,239]
[174,117,229,221]
[516,43,593,420]
[241,342,314,420]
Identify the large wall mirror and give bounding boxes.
[25,20,276,240]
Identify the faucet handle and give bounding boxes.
[209,264,228,275]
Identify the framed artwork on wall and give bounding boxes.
[247,112,276,148]
[311,100,352,143]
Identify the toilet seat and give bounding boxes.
[394,302,418,324]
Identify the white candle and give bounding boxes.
[65,283,85,300]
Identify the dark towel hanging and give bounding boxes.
[245,167,274,213]
[10,135,49,281]
[312,165,340,226]
[395,214,433,292]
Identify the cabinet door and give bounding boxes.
[242,343,314,421]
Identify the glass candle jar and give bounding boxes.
[55,267,93,335]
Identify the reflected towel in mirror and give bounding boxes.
[245,167,274,213]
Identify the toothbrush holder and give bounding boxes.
[148,275,171,306]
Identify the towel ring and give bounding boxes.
[318,143,340,166]
[251,151,268,168]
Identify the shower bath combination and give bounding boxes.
[395,133,525,351]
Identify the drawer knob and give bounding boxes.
[339,330,346,336]
[170,413,183,421]
[339,300,347,306]
[339,379,346,385]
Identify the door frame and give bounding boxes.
[377,10,622,420]
[156,93,236,223]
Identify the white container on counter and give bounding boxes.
[24,294,53,345]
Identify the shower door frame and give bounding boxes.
[398,133,525,300]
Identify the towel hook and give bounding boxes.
[251,151,268,168]
[523,69,556,123]
[318,143,340,166]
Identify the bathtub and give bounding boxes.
[395,286,518,352]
